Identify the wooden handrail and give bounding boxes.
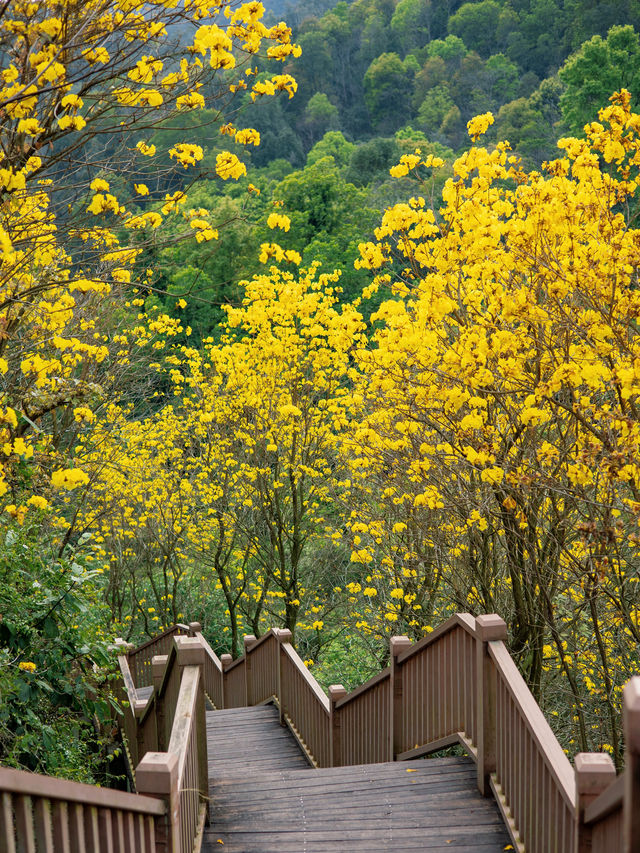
[116,633,210,853]
[222,654,245,674]
[334,666,389,710]
[0,766,165,814]
[192,628,224,709]
[585,772,624,825]
[281,642,330,714]
[397,612,476,665]
[489,640,575,809]
[131,624,190,658]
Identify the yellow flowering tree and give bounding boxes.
[80,263,365,652]
[0,0,300,516]
[0,0,301,775]
[347,93,640,762]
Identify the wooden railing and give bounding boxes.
[219,613,640,853]
[0,765,164,852]
[114,631,210,853]
[2,614,637,852]
[126,624,190,690]
[0,629,209,853]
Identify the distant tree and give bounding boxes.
[307,132,357,170]
[494,98,553,165]
[564,0,640,50]
[417,85,456,134]
[364,53,412,134]
[485,54,520,105]
[448,0,502,58]
[391,0,434,53]
[296,30,334,93]
[303,93,340,147]
[427,34,468,64]
[439,104,465,148]
[344,138,401,186]
[559,25,640,136]
[504,0,567,77]
[412,56,448,111]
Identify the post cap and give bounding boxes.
[390,635,412,658]
[175,635,205,667]
[243,634,257,653]
[189,621,202,635]
[329,684,348,704]
[275,628,292,644]
[476,614,508,642]
[220,653,233,669]
[574,753,616,795]
[152,654,168,679]
[136,752,178,795]
[134,698,150,717]
[624,676,640,753]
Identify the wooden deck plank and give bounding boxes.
[202,705,511,852]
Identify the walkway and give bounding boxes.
[203,705,511,852]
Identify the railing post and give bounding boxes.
[624,677,640,853]
[136,752,180,853]
[188,621,202,637]
[135,698,153,762]
[220,654,232,709]
[276,629,292,725]
[244,634,257,707]
[175,636,209,822]
[152,654,169,751]
[475,614,508,796]
[390,635,412,761]
[574,753,616,853]
[329,685,347,767]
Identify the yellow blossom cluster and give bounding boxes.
[339,91,640,760]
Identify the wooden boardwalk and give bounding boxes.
[203,705,511,852]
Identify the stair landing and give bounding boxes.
[203,705,511,852]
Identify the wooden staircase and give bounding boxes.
[1,614,639,852]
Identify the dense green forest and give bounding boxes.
[2,0,640,787]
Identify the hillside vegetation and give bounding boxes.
[0,0,639,783]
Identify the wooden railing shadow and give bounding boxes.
[193,614,639,853]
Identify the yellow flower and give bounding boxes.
[466,112,494,141]
[18,662,36,673]
[51,468,90,490]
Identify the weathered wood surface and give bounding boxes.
[207,705,310,775]
[203,705,510,852]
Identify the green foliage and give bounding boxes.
[559,25,640,136]
[417,85,456,136]
[390,0,434,53]
[0,517,114,781]
[448,0,502,58]
[150,192,258,342]
[344,137,400,186]
[364,52,412,133]
[307,131,357,170]
[271,156,380,301]
[303,93,341,146]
